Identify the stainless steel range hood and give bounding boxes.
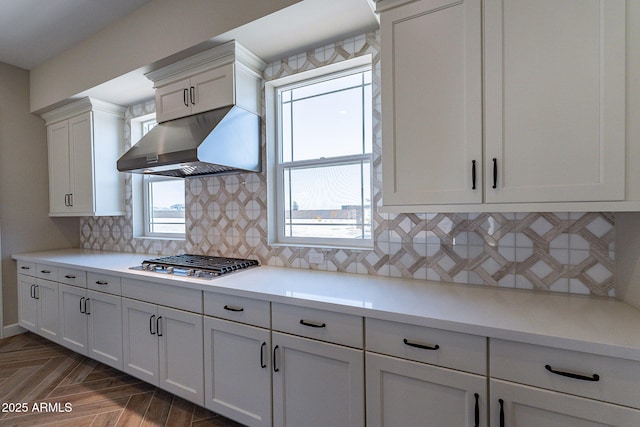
[117,105,260,178]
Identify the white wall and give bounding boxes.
[0,62,79,329]
[29,0,300,113]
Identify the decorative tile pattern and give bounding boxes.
[80,31,616,297]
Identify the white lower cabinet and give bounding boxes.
[203,317,271,427]
[366,353,486,427]
[18,274,59,342]
[271,331,364,427]
[491,379,640,427]
[58,283,123,369]
[122,298,204,405]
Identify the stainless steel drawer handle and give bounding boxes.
[403,338,440,351]
[95,280,109,285]
[299,319,326,328]
[224,304,244,312]
[544,364,600,382]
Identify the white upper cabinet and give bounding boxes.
[484,0,626,204]
[42,98,126,217]
[381,0,483,206]
[147,41,266,123]
[378,0,627,212]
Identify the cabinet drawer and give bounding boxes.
[36,264,58,281]
[491,338,640,409]
[122,278,202,313]
[87,272,121,295]
[17,261,36,276]
[366,318,486,375]
[204,292,270,328]
[272,303,362,348]
[59,268,87,287]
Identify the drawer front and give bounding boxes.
[36,263,58,281]
[59,268,87,287]
[203,292,270,328]
[272,303,362,348]
[17,261,36,277]
[366,318,486,375]
[491,338,640,409]
[87,272,122,295]
[122,278,202,313]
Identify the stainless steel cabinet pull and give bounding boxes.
[156,316,163,337]
[224,305,244,312]
[80,297,86,314]
[68,193,73,206]
[149,315,156,335]
[403,338,440,351]
[34,285,39,300]
[95,280,108,285]
[544,364,600,382]
[183,88,189,107]
[260,342,267,369]
[299,319,326,328]
[273,345,280,372]
[30,284,35,299]
[84,298,90,315]
[190,86,195,105]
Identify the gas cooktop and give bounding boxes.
[130,254,259,280]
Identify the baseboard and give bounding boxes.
[3,323,26,338]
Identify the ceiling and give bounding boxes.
[0,0,378,107]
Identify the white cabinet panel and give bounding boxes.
[204,317,271,427]
[35,279,59,343]
[122,298,159,385]
[272,332,364,427]
[58,283,88,354]
[87,290,123,369]
[155,78,191,123]
[381,0,482,206]
[18,275,38,332]
[158,306,203,404]
[366,353,485,427]
[484,0,626,203]
[491,379,640,427]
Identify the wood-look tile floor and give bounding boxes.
[0,332,245,427]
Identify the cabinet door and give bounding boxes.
[87,290,123,370]
[491,379,640,427]
[381,0,482,206]
[58,284,88,354]
[47,120,71,214]
[122,298,159,385]
[68,112,94,213]
[36,279,59,343]
[155,78,191,122]
[272,332,364,427]
[204,317,271,427]
[18,275,38,332]
[157,306,204,405]
[484,0,626,203]
[190,64,235,115]
[366,352,485,427]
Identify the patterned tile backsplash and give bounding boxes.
[80,31,616,297]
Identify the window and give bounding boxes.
[131,115,185,239]
[267,57,373,248]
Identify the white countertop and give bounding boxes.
[13,248,640,362]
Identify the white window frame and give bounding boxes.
[265,55,374,249]
[130,114,185,240]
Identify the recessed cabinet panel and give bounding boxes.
[48,121,72,214]
[58,283,88,354]
[381,0,482,205]
[122,298,159,385]
[155,78,192,123]
[366,353,485,427]
[68,112,94,213]
[190,64,235,115]
[484,0,626,203]
[87,290,123,370]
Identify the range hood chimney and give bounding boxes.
[117,41,265,178]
